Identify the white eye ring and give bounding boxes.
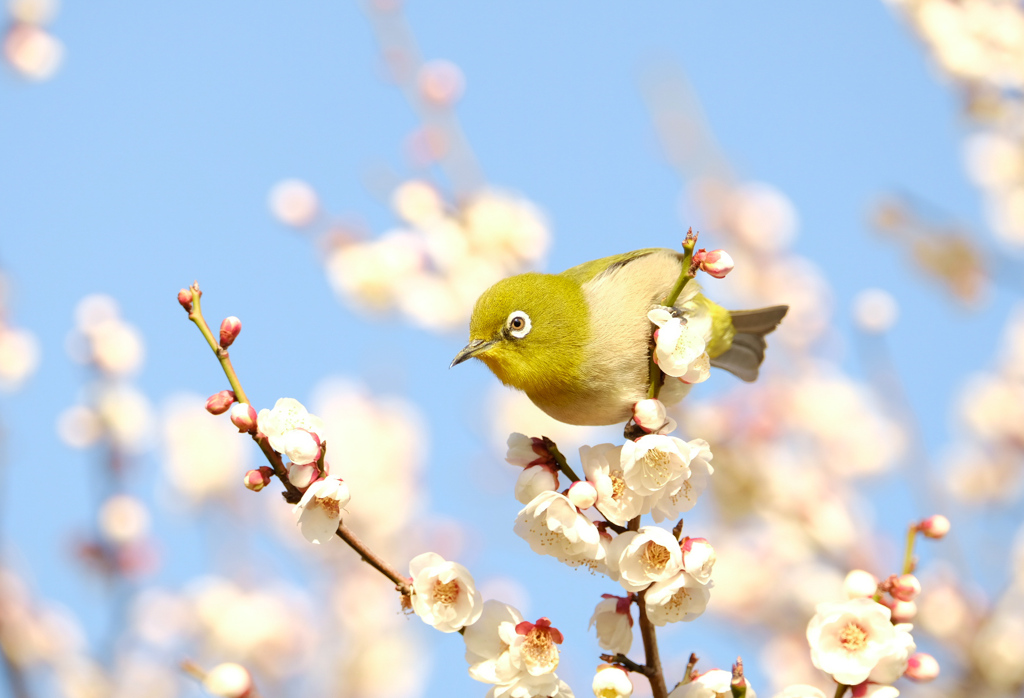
[506,310,531,339]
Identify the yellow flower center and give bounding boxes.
[313,495,340,519]
[839,622,868,652]
[666,587,692,612]
[674,330,693,355]
[521,627,559,673]
[641,540,671,574]
[610,472,626,500]
[433,579,460,605]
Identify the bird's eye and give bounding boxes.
[506,310,531,339]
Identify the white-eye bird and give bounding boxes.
[450,248,787,426]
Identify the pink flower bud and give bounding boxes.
[567,480,598,509]
[633,399,668,433]
[219,316,242,348]
[918,514,950,539]
[177,289,193,312]
[890,599,917,623]
[699,249,734,278]
[205,390,236,415]
[243,468,271,492]
[843,569,879,599]
[229,403,257,432]
[904,653,940,681]
[891,573,921,602]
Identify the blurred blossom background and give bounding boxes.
[2,0,1024,697]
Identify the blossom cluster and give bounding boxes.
[0,270,39,391]
[3,0,63,81]
[887,0,1024,248]
[403,551,574,696]
[506,399,717,686]
[272,179,551,332]
[762,518,949,697]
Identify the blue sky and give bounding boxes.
[1,2,1018,696]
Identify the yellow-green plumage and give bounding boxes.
[452,248,786,426]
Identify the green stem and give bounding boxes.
[187,283,249,405]
[648,231,698,400]
[834,684,849,698]
[903,524,918,575]
[541,437,580,482]
[184,282,301,502]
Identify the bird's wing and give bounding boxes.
[560,248,681,286]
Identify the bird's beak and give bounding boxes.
[450,339,495,368]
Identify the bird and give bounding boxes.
[450,247,788,427]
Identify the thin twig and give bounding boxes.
[182,283,408,597]
[903,523,918,575]
[336,523,411,596]
[600,653,650,675]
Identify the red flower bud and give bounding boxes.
[219,316,242,349]
[177,289,193,312]
[243,469,271,492]
[205,390,236,415]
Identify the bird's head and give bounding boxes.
[451,272,590,394]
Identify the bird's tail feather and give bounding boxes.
[710,305,788,382]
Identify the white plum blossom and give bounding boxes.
[667,669,756,698]
[275,428,321,466]
[592,664,633,697]
[644,570,711,625]
[646,439,713,523]
[464,603,573,697]
[869,623,916,684]
[292,476,350,544]
[681,537,716,585]
[465,601,526,686]
[515,465,559,505]
[851,687,898,698]
[771,686,826,698]
[202,662,252,698]
[287,462,318,490]
[621,434,693,497]
[514,491,605,569]
[843,570,880,599]
[581,443,645,527]
[647,306,712,381]
[489,677,574,698]
[506,433,551,467]
[606,527,683,592]
[589,595,633,654]
[409,552,483,633]
[806,598,912,686]
[257,398,326,457]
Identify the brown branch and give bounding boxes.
[336,523,411,596]
[181,283,409,598]
[636,588,668,698]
